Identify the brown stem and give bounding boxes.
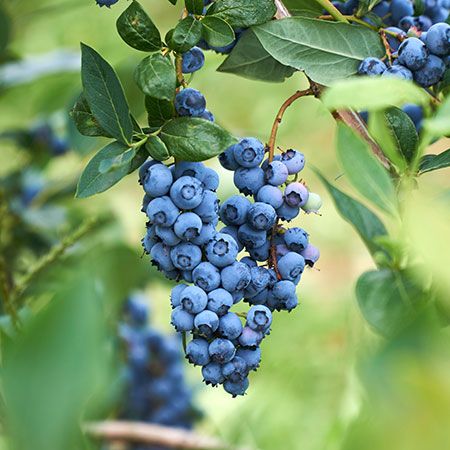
[269,219,282,279]
[379,30,393,65]
[175,55,187,88]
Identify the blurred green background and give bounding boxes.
[1,1,449,450]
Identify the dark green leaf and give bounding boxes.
[186,0,204,15]
[201,16,235,47]
[356,269,428,337]
[167,0,177,4]
[99,147,138,174]
[437,68,450,95]
[218,29,296,82]
[282,0,323,16]
[81,43,133,145]
[70,93,112,138]
[336,124,397,215]
[315,171,388,256]
[160,117,237,161]
[145,96,176,128]
[253,17,385,85]
[116,1,162,52]
[419,149,450,174]
[134,53,176,101]
[0,5,12,54]
[76,141,133,198]
[206,0,276,28]
[169,16,202,53]
[145,135,170,161]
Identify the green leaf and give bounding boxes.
[80,43,133,145]
[282,0,323,16]
[145,135,170,161]
[356,269,428,337]
[116,1,162,52]
[99,147,138,174]
[160,117,237,161]
[419,149,450,174]
[315,171,388,256]
[336,124,397,215]
[76,141,133,198]
[424,95,450,136]
[252,17,384,86]
[70,93,112,138]
[145,96,176,128]
[167,0,177,4]
[169,16,202,53]
[322,77,430,110]
[206,0,276,28]
[185,0,204,15]
[201,16,235,47]
[218,29,296,82]
[0,5,12,54]
[134,53,176,101]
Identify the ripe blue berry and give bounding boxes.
[390,0,414,24]
[170,242,202,270]
[192,262,221,292]
[175,88,206,117]
[142,226,158,254]
[174,212,203,241]
[236,347,261,371]
[192,222,217,246]
[171,306,195,332]
[248,240,270,262]
[238,326,263,348]
[150,243,175,272]
[170,284,188,308]
[220,226,243,252]
[276,202,300,221]
[233,137,265,168]
[170,176,204,209]
[234,167,265,196]
[425,23,450,55]
[218,312,243,340]
[202,168,219,191]
[146,197,180,227]
[124,294,148,326]
[143,164,173,197]
[174,161,206,180]
[207,288,234,316]
[205,233,239,268]
[358,57,387,76]
[244,266,271,298]
[246,305,272,332]
[219,195,251,226]
[186,338,210,366]
[222,357,249,383]
[209,338,236,364]
[385,27,405,51]
[194,310,220,338]
[219,145,240,171]
[182,47,205,73]
[223,378,249,397]
[180,286,208,314]
[398,38,429,70]
[277,252,306,282]
[155,225,181,246]
[269,280,297,306]
[256,185,284,209]
[382,65,413,80]
[300,243,320,267]
[281,149,305,174]
[240,256,258,268]
[398,16,415,31]
[284,182,309,208]
[284,227,309,252]
[202,362,225,386]
[247,202,277,231]
[221,261,251,292]
[265,160,289,186]
[414,54,446,87]
[237,224,267,249]
[200,109,215,122]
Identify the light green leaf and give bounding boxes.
[424,95,450,136]
[201,16,235,47]
[419,149,450,174]
[145,135,170,161]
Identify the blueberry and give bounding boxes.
[142,227,158,254]
[186,338,210,366]
[281,149,305,174]
[244,266,271,298]
[192,262,221,292]
[284,227,309,252]
[385,27,405,51]
[209,338,236,364]
[219,195,251,226]
[414,54,446,87]
[358,57,387,76]
[170,242,202,271]
[265,160,289,186]
[234,167,265,196]
[233,137,265,168]
[236,347,261,371]
[402,103,423,130]
[173,212,203,241]
[221,261,252,292]
[238,326,263,348]
[269,280,297,308]
[174,161,206,180]
[302,192,323,214]
[202,168,219,191]
[150,243,175,272]
[220,226,244,252]
[247,202,276,231]
[205,233,239,268]
[246,305,272,332]
[192,222,217,246]
[276,202,300,221]
[398,15,415,31]
[175,88,206,117]
[147,196,180,227]
[194,310,220,338]
[218,312,243,340]
[231,290,244,304]
[222,356,248,383]
[155,225,181,246]
[398,37,429,70]
[278,252,306,282]
[170,176,204,209]
[207,288,234,316]
[256,185,284,209]
[429,7,449,23]
[202,362,225,386]
[382,65,413,80]
[170,284,188,308]
[240,256,258,268]
[284,182,309,208]
[414,15,433,31]
[248,240,270,262]
[96,0,119,7]
[425,22,450,55]
[141,193,153,213]
[123,294,148,326]
[171,306,195,332]
[300,243,321,267]
[219,144,240,171]
[180,285,208,314]
[237,224,267,249]
[372,0,389,18]
[181,47,205,73]
[390,0,414,24]
[143,163,173,197]
[181,270,194,283]
[200,110,215,122]
[223,378,249,397]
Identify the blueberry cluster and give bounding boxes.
[118,294,198,434]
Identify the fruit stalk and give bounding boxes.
[313,0,349,23]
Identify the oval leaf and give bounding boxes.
[185,0,204,15]
[169,16,202,53]
[201,16,235,47]
[419,149,450,174]
[145,135,170,161]
[116,1,162,52]
[145,96,176,128]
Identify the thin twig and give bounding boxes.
[379,29,393,64]
[176,54,188,88]
[313,0,349,23]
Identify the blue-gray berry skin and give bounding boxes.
[238,326,263,348]
[174,161,206,180]
[246,305,272,332]
[385,27,405,51]
[202,362,225,386]
[231,290,244,304]
[220,226,244,252]
[238,224,267,249]
[208,338,236,364]
[284,227,309,252]
[170,284,188,308]
[248,240,270,262]
[219,145,240,171]
[389,0,414,23]
[358,57,387,76]
[300,243,320,267]
[219,195,251,226]
[180,285,208,314]
[247,202,276,231]
[284,182,309,208]
[174,212,203,241]
[278,252,306,282]
[247,288,269,305]
[142,227,159,254]
[171,306,195,332]
[147,197,180,227]
[141,193,153,213]
[244,266,271,298]
[398,15,414,31]
[275,243,290,259]
[181,47,205,73]
[202,168,219,191]
[150,243,175,272]
[281,149,305,174]
[218,312,243,340]
[382,65,413,80]
[181,270,194,283]
[205,233,239,268]
[221,261,251,292]
[138,159,158,185]
[276,202,300,222]
[414,55,446,87]
[234,167,265,196]
[398,37,429,70]
[192,222,217,246]
[236,347,261,371]
[175,88,206,117]
[192,262,221,292]
[425,23,450,56]
[186,338,210,366]
[256,185,284,209]
[232,137,265,168]
[170,242,202,271]
[222,356,249,383]
[143,163,173,197]
[265,160,289,186]
[201,109,215,122]
[207,288,234,316]
[240,256,258,268]
[271,280,297,304]
[170,176,204,209]
[194,310,220,338]
[223,378,249,397]
[155,225,181,246]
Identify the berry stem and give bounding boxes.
[175,55,188,88]
[379,29,393,64]
[313,0,349,23]
[269,218,282,280]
